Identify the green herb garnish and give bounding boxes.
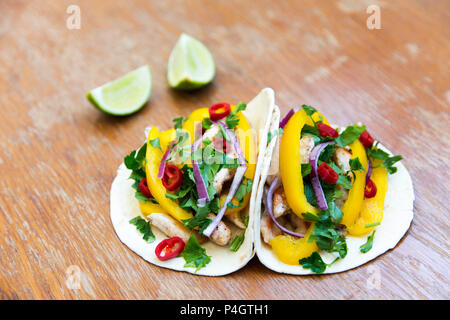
[307,202,347,259]
[225,102,246,129]
[367,143,403,174]
[299,252,339,274]
[180,235,211,272]
[173,117,183,129]
[335,124,366,147]
[229,216,249,252]
[124,143,156,204]
[202,117,213,131]
[129,216,155,243]
[360,230,376,253]
[301,163,312,177]
[149,137,161,150]
[365,222,381,228]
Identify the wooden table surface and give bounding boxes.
[0,0,448,300]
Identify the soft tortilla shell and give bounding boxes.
[110,88,276,276]
[254,106,415,275]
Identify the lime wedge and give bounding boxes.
[87,65,152,116]
[167,33,215,90]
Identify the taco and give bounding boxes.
[110,88,278,276]
[254,105,414,274]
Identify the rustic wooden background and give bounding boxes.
[0,0,448,300]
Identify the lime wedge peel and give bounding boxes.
[87,65,152,116]
[167,33,215,90]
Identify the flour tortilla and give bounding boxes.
[110,88,277,276]
[254,105,415,275]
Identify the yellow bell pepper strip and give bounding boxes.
[280,109,330,218]
[340,140,368,227]
[347,161,388,236]
[182,107,209,144]
[145,126,193,222]
[159,128,175,152]
[269,224,318,265]
[138,201,166,219]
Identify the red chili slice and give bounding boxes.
[317,162,339,185]
[138,178,153,198]
[360,130,374,148]
[162,164,183,191]
[209,103,231,121]
[155,237,185,261]
[213,137,228,153]
[317,123,339,138]
[365,179,377,198]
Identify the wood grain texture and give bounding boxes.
[0,0,449,300]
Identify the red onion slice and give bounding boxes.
[158,141,175,179]
[202,165,247,237]
[365,160,372,185]
[279,108,295,129]
[309,141,335,211]
[267,177,304,238]
[217,121,245,166]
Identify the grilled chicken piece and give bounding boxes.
[288,213,309,235]
[207,214,232,246]
[273,187,290,218]
[226,211,247,229]
[260,211,282,244]
[148,212,204,243]
[300,135,315,164]
[213,167,236,195]
[333,147,352,173]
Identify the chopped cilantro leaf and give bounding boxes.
[299,252,327,273]
[129,216,155,243]
[319,144,336,162]
[225,102,246,129]
[304,181,318,207]
[299,252,341,274]
[301,105,318,116]
[124,143,156,204]
[302,124,320,137]
[202,118,212,131]
[182,201,212,234]
[227,178,252,209]
[365,222,381,228]
[309,203,347,258]
[360,230,376,253]
[135,191,157,204]
[149,137,161,150]
[180,235,211,272]
[350,157,365,172]
[124,143,147,170]
[209,197,220,214]
[301,163,312,177]
[301,212,320,222]
[229,216,249,252]
[173,117,183,129]
[335,124,366,147]
[336,175,353,189]
[367,144,403,174]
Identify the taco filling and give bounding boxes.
[123,102,256,271]
[260,105,403,273]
